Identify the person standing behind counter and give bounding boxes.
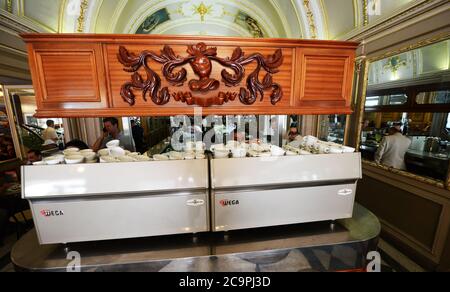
[375,127,412,170]
[92,117,135,152]
[42,120,58,143]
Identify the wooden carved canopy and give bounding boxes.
[117,43,284,107]
[20,34,359,117]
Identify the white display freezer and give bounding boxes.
[22,160,210,244]
[210,153,362,232]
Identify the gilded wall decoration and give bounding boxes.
[76,0,89,33]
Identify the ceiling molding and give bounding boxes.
[0,9,44,33]
[292,0,312,39]
[353,0,361,28]
[319,0,330,39]
[89,0,104,33]
[289,0,305,38]
[17,0,60,33]
[310,0,327,39]
[342,0,447,41]
[0,43,28,57]
[106,0,127,33]
[268,0,291,37]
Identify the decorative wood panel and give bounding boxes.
[297,48,355,108]
[21,34,358,117]
[26,43,108,111]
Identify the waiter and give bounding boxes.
[375,126,412,170]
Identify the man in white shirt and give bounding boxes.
[375,127,412,170]
[42,120,58,143]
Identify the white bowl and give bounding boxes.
[250,143,263,152]
[52,154,65,163]
[106,140,120,148]
[184,142,196,152]
[65,147,79,152]
[303,136,319,147]
[110,147,126,157]
[44,156,61,165]
[168,151,184,160]
[135,155,151,162]
[65,155,84,164]
[98,149,110,156]
[231,148,247,158]
[317,144,331,154]
[63,148,79,156]
[342,146,356,153]
[211,144,226,151]
[214,149,229,159]
[270,145,286,157]
[329,147,344,154]
[80,149,94,154]
[195,142,206,151]
[260,144,272,152]
[184,154,196,160]
[118,156,136,163]
[81,152,97,161]
[226,141,240,150]
[195,154,206,160]
[100,156,118,163]
[153,154,169,161]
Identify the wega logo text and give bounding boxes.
[220,200,240,207]
[40,210,64,217]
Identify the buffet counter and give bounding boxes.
[11,203,380,272]
[22,151,361,245]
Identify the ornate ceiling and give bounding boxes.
[1,0,419,38]
[1,0,448,84]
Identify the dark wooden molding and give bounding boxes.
[172,91,238,107]
[117,43,284,107]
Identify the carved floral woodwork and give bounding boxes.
[117,43,284,107]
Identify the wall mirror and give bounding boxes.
[360,37,450,183]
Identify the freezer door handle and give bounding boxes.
[337,189,353,196]
[186,199,206,206]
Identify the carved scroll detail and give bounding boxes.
[172,92,238,107]
[117,43,284,106]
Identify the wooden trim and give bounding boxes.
[20,33,360,48]
[362,161,450,263]
[362,160,447,195]
[365,81,450,113]
[34,107,354,118]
